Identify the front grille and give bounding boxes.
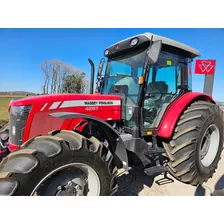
[9,105,32,146]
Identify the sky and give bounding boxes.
[0,28,223,100]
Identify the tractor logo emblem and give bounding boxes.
[199,61,214,73]
[195,59,216,75]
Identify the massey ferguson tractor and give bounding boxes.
[0,32,223,196]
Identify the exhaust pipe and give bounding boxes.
[88,58,95,94]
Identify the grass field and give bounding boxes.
[0,95,24,129]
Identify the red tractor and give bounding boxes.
[0,32,223,196]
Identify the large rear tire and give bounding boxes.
[163,100,223,186]
[0,130,118,196]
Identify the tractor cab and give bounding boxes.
[96,33,200,133]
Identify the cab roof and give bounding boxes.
[108,32,201,58]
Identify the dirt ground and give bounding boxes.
[115,150,224,196]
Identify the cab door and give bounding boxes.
[142,52,182,129]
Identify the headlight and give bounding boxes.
[9,105,32,144]
[130,38,139,46]
[10,105,32,117]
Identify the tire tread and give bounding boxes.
[163,100,223,186]
[0,130,118,196]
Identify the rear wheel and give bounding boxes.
[163,100,223,185]
[0,130,118,196]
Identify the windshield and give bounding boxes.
[101,48,147,103]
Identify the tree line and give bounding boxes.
[40,59,90,94]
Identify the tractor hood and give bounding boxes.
[8,93,122,151]
[9,93,121,107]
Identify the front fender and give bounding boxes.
[49,112,129,170]
[158,92,215,139]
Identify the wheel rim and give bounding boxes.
[200,124,220,167]
[31,163,101,196]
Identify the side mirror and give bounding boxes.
[147,40,162,65]
[95,58,105,93]
[97,58,105,80]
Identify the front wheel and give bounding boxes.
[0,130,118,196]
[163,101,223,186]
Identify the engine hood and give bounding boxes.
[9,93,121,107]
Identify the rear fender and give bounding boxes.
[49,112,129,170]
[158,92,215,139]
